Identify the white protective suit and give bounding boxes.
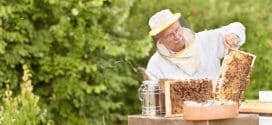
[146,22,246,87]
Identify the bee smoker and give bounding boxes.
[138,80,161,116]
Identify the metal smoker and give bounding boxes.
[138,80,161,116]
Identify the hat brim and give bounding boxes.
[149,13,181,36]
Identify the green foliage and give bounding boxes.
[0,65,52,125]
[0,0,271,125]
[0,0,151,124]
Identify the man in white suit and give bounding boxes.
[146,9,246,87]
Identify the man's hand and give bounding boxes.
[223,33,240,49]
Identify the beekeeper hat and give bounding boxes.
[148,9,181,36]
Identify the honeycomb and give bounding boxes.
[169,79,212,114]
[215,49,256,102]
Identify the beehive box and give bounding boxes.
[183,103,239,120]
[215,49,256,102]
[162,79,213,117]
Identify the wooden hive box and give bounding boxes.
[161,79,213,117]
[215,49,256,102]
[183,103,239,120]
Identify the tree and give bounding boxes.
[0,65,52,125]
[1,0,152,124]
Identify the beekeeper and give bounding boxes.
[145,9,246,86]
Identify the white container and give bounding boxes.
[259,91,272,125]
[259,116,272,125]
[259,91,272,102]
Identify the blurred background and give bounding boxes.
[0,0,272,124]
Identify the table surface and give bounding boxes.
[128,114,259,125]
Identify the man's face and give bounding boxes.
[154,21,185,52]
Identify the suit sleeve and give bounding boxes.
[215,22,246,59]
[199,22,246,59]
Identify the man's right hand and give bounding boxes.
[223,33,240,49]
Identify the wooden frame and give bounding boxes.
[161,79,213,117]
[215,48,256,102]
[239,100,272,114]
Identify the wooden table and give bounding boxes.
[128,114,259,125]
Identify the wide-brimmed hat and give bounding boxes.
[148,9,181,36]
